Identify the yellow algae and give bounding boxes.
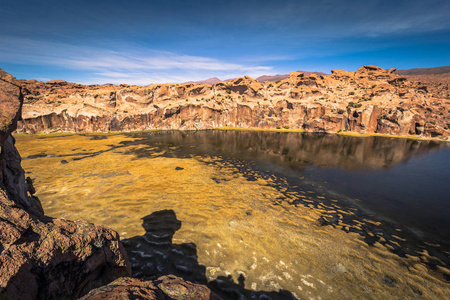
[15,133,450,299]
[213,126,306,133]
[335,130,428,141]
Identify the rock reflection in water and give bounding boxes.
[123,130,445,170]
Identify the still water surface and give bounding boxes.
[16,131,450,299]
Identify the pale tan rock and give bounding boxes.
[10,66,449,140]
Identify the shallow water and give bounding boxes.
[15,131,450,299]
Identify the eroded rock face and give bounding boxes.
[14,66,450,140]
[0,69,132,299]
[80,275,222,300]
[0,188,131,299]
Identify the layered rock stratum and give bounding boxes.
[0,69,221,299]
[15,65,450,140]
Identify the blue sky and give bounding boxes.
[0,0,449,84]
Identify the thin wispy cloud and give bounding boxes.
[0,37,274,84]
[0,0,448,82]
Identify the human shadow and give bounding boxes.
[122,209,297,300]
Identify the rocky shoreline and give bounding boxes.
[0,69,221,299]
[15,65,450,141]
[2,66,450,299]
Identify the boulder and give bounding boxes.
[0,188,131,299]
[80,275,223,300]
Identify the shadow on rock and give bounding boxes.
[122,209,297,300]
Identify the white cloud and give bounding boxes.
[0,36,274,84]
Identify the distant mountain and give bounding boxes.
[256,70,328,82]
[396,66,450,75]
[256,74,290,82]
[183,77,222,85]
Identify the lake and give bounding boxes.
[15,131,450,299]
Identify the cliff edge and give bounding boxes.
[15,65,450,140]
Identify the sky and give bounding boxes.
[0,0,449,85]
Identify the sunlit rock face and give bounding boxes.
[16,65,450,140]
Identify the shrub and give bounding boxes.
[337,109,345,114]
[153,104,159,109]
[283,126,289,129]
[181,119,185,125]
[348,91,355,95]
[348,102,362,108]
[276,127,281,129]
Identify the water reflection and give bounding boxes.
[122,130,445,170]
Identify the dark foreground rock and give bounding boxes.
[0,188,131,299]
[1,69,132,299]
[80,275,222,300]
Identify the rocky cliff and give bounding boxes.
[0,69,132,299]
[0,70,220,299]
[15,65,450,140]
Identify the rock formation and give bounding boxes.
[0,69,132,299]
[80,275,222,300]
[1,69,222,299]
[14,65,450,140]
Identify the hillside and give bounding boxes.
[12,65,450,141]
[396,66,450,75]
[257,71,328,82]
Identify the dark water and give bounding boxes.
[123,130,450,241]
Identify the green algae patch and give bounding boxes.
[15,133,450,299]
